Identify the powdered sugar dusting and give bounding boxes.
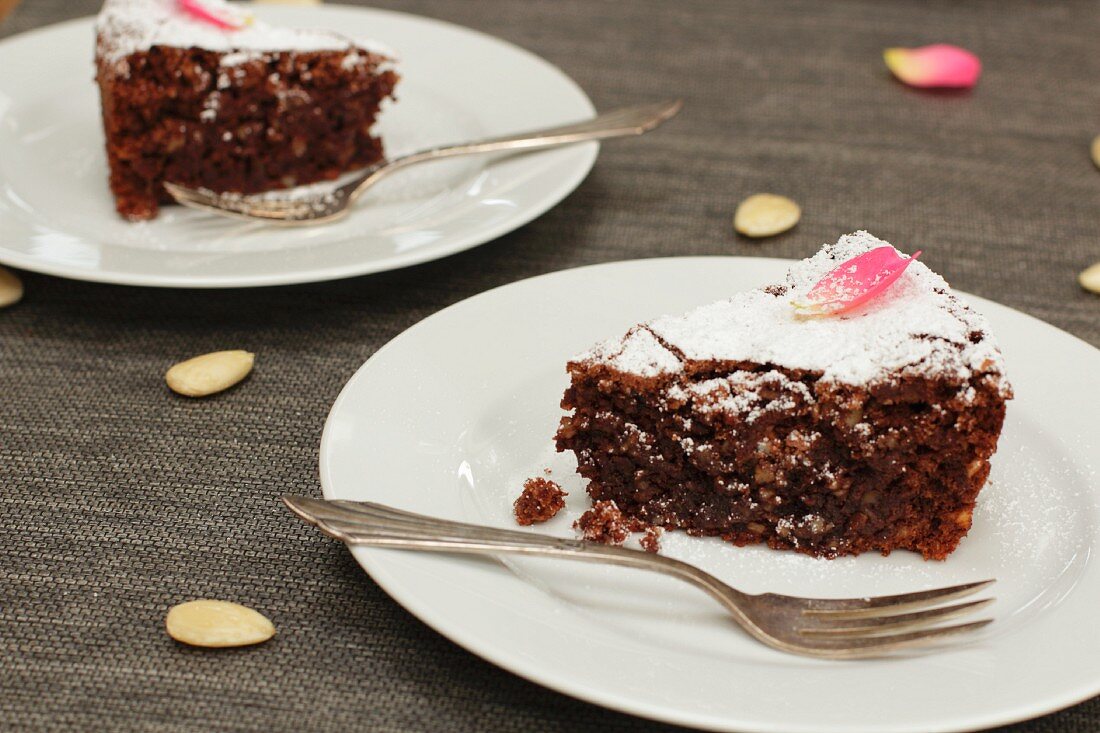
[96,0,394,65]
[583,326,682,379]
[687,371,814,424]
[579,231,1010,391]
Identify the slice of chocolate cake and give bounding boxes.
[95,0,398,220]
[555,231,1012,560]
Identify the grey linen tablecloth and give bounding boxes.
[2,1,1098,730]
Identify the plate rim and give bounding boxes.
[319,255,1100,733]
[0,6,598,288]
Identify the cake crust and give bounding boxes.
[556,232,1012,560]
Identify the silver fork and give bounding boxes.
[283,496,995,659]
[164,99,683,226]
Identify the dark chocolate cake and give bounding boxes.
[556,231,1012,560]
[95,0,398,220]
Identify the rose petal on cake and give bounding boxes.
[793,246,921,315]
[178,0,251,30]
[883,44,981,89]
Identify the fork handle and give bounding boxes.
[282,495,753,611]
[350,99,682,198]
[405,99,681,158]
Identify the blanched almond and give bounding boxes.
[734,194,801,238]
[1091,135,1100,170]
[166,599,275,648]
[0,266,23,308]
[1079,261,1100,294]
[166,350,254,397]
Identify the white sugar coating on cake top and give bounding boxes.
[669,371,816,424]
[579,231,1010,389]
[96,0,394,63]
[589,327,682,379]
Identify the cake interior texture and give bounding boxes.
[95,0,398,220]
[555,232,1012,560]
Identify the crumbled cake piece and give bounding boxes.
[638,526,662,554]
[574,500,634,544]
[556,231,1011,560]
[513,478,567,526]
[95,0,398,220]
[574,499,662,553]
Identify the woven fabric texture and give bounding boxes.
[1,1,1098,731]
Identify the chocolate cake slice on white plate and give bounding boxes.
[556,231,1012,559]
[95,0,398,220]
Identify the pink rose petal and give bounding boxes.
[792,247,922,316]
[884,44,981,89]
[178,0,250,31]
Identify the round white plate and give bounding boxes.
[0,5,596,288]
[320,257,1100,733]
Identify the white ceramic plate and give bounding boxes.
[320,257,1100,733]
[0,5,596,288]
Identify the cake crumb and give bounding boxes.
[513,478,566,526]
[639,526,662,553]
[574,500,632,544]
[574,500,661,552]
